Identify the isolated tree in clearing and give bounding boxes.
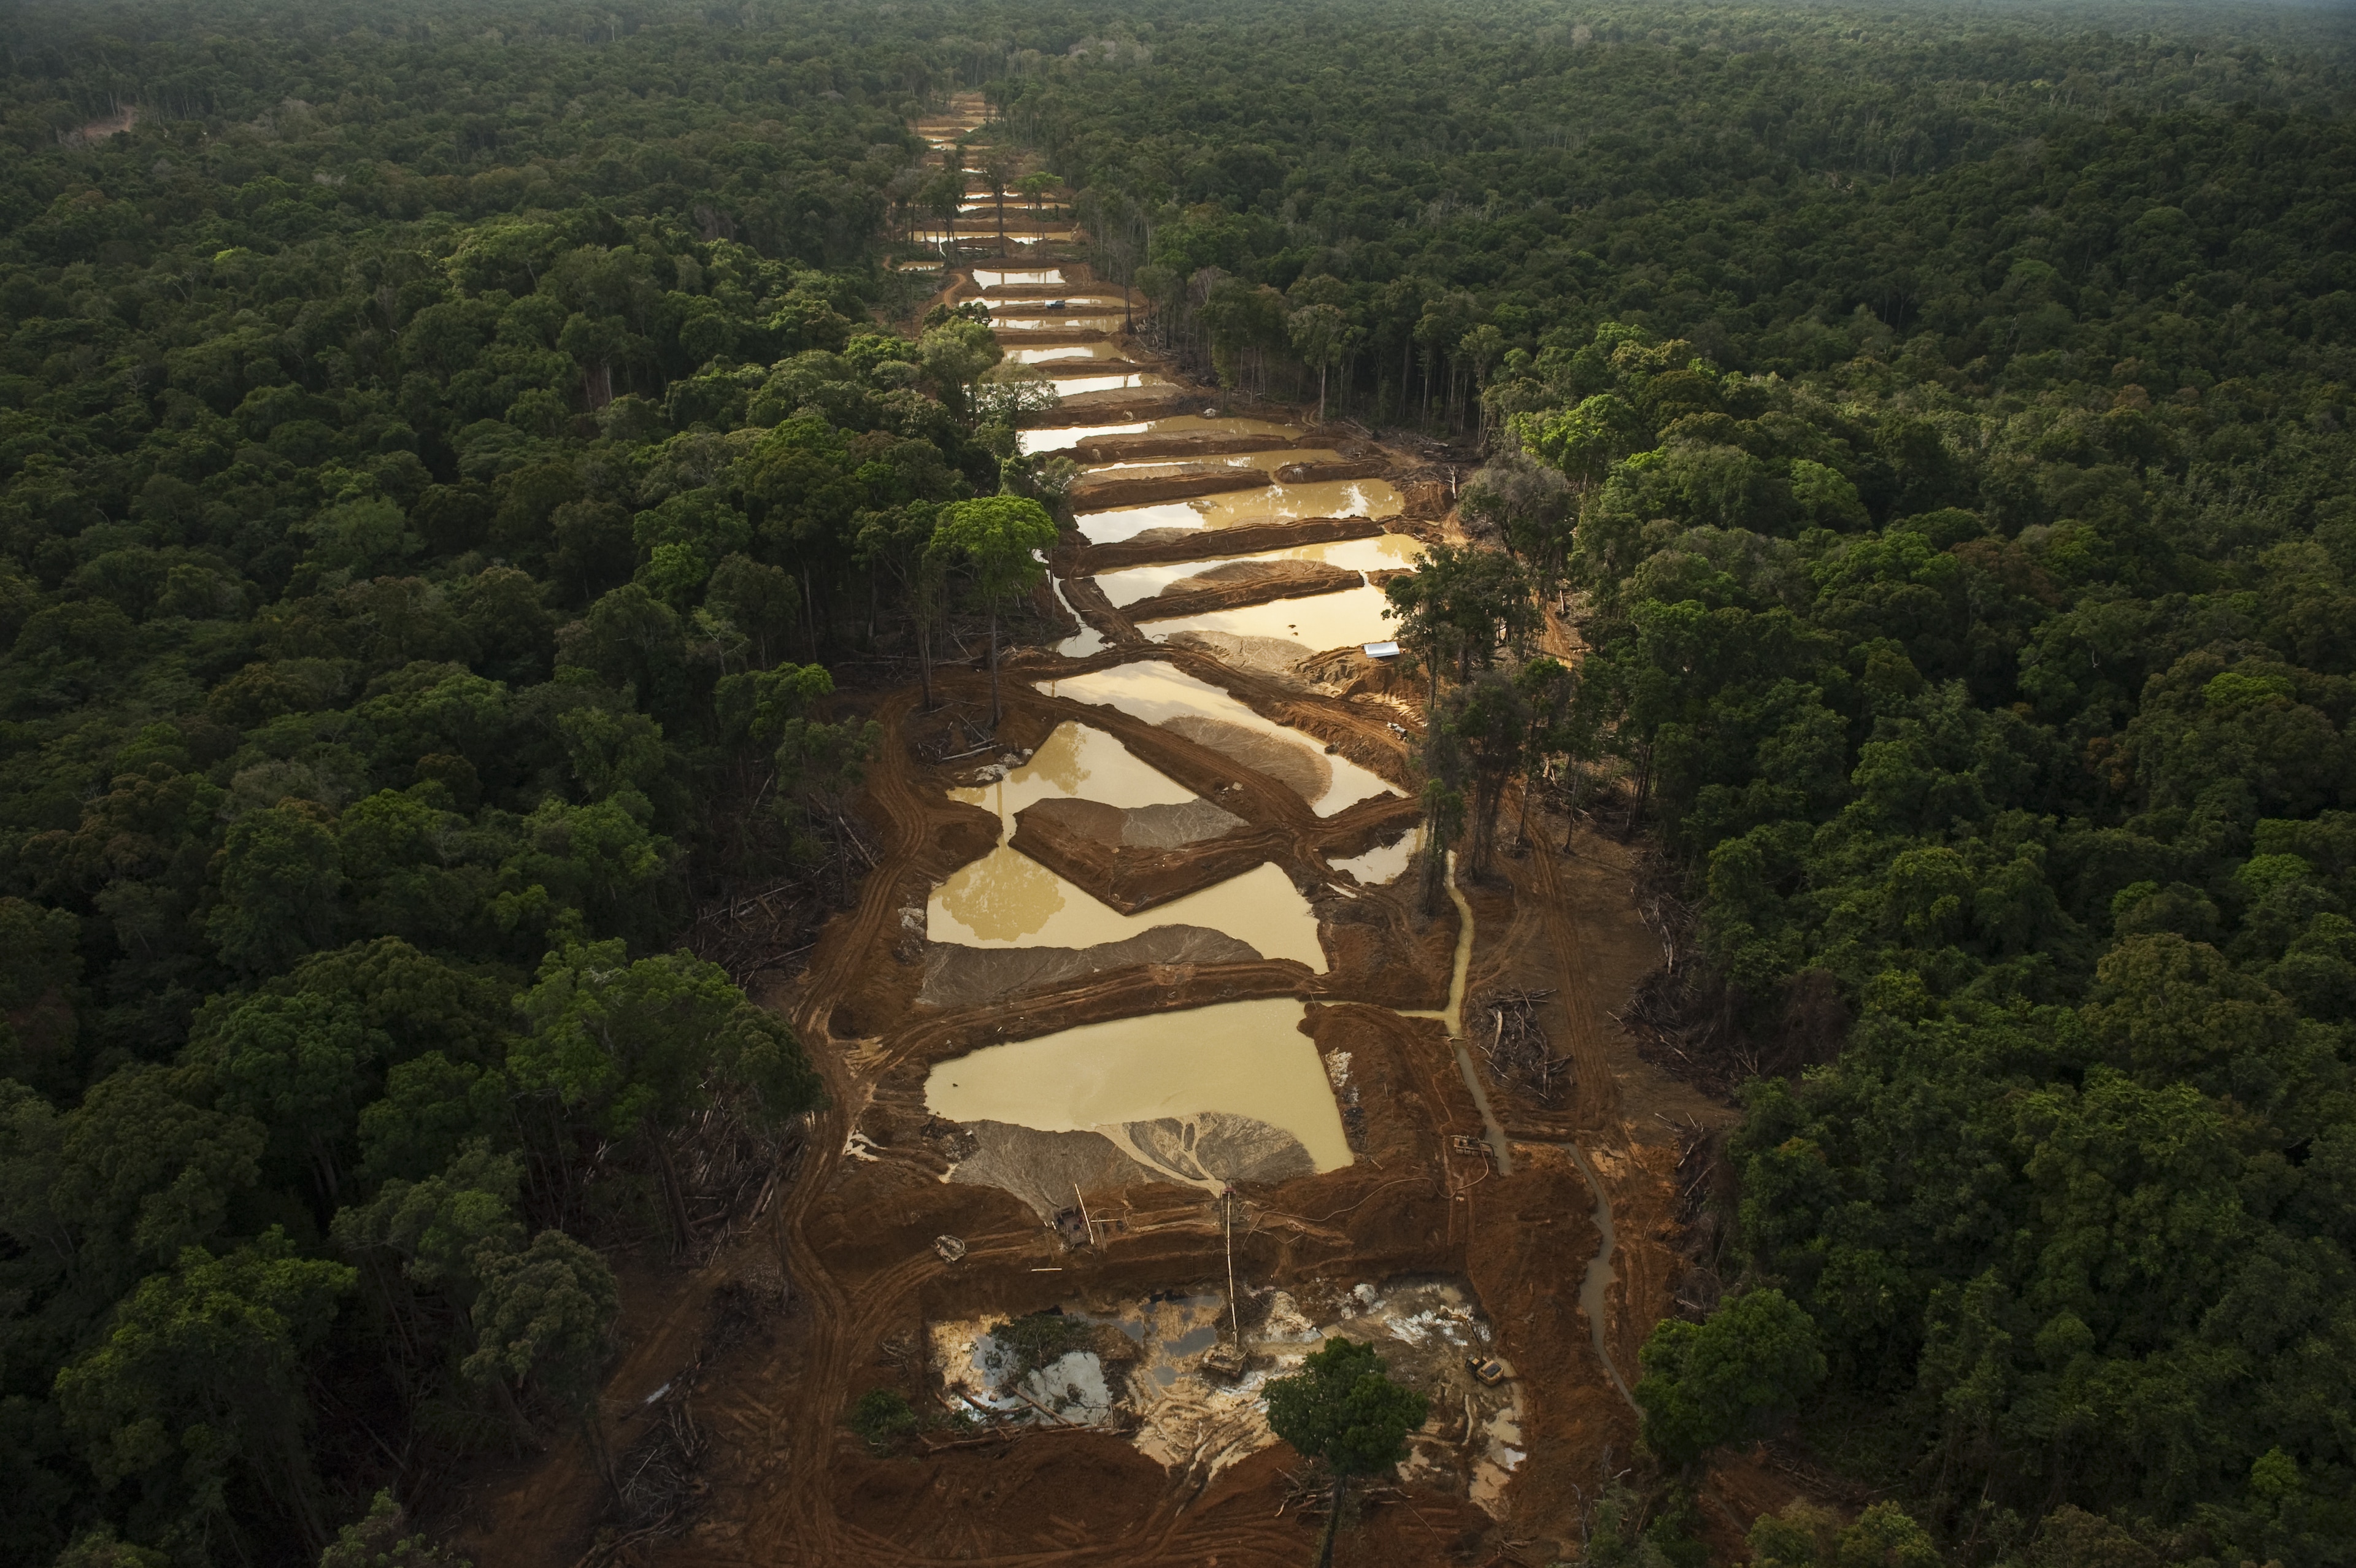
[930,495,1058,729]
[1263,1336,1428,1568]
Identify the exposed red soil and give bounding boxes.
[1025,383,1198,422]
[1072,432,1298,464]
[1122,560,1366,625]
[1007,800,1290,914]
[1275,457,1390,484]
[1058,516,1390,577]
[1065,463,1271,513]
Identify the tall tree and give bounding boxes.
[928,496,1058,729]
[1263,1337,1428,1568]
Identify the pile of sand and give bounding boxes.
[1161,714,1333,802]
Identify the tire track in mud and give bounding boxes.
[1515,815,1642,1410]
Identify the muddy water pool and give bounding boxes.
[1093,533,1425,609]
[1007,342,1130,363]
[950,721,1196,827]
[1077,447,1342,478]
[1021,415,1303,457]
[995,315,1125,333]
[1073,478,1403,545]
[1047,372,1170,396]
[930,853,1320,966]
[928,721,1323,964]
[925,997,1353,1172]
[972,268,1064,286]
[1144,582,1399,658]
[1042,662,1396,816]
[1018,421,1149,454]
[984,294,1129,314]
[1330,826,1420,886]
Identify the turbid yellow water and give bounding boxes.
[924,997,1353,1172]
[1074,478,1403,545]
[995,315,1125,333]
[1144,582,1400,657]
[1009,343,1130,363]
[1042,663,1396,817]
[1095,534,1424,609]
[1022,415,1304,458]
[986,295,1129,315]
[1049,372,1172,396]
[974,268,1064,286]
[1078,448,1344,479]
[1018,421,1152,455]
[928,855,1322,966]
[1329,826,1420,886]
[950,721,1196,828]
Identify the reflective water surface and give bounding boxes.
[1044,663,1396,817]
[925,997,1353,1172]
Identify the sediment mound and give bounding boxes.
[1160,629,1316,680]
[942,1121,1167,1220]
[1161,715,1332,803]
[1272,457,1388,484]
[1011,797,1287,913]
[1027,796,1248,849]
[1025,385,1194,426]
[1126,1112,1317,1187]
[941,1112,1314,1220]
[1067,463,1271,513]
[915,924,1261,1010]
[1072,432,1295,464]
[1126,559,1363,623]
[1063,515,1388,575]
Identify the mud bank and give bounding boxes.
[1121,558,1366,623]
[1064,461,1272,513]
[1060,514,1392,577]
[1023,384,1198,424]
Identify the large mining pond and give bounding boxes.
[925,997,1354,1179]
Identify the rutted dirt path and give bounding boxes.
[456,90,1728,1568]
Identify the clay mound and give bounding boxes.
[1073,432,1293,464]
[1068,463,1271,513]
[1128,559,1361,622]
[1125,1113,1317,1187]
[1163,715,1331,802]
[1068,516,1388,575]
[1274,457,1388,484]
[1024,385,1192,426]
[944,1122,1168,1220]
[1027,796,1247,850]
[1161,629,1316,680]
[1117,525,1215,550]
[941,1113,1314,1220]
[1011,801,1287,913]
[915,924,1261,1010]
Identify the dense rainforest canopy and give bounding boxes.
[1,0,2354,1564]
